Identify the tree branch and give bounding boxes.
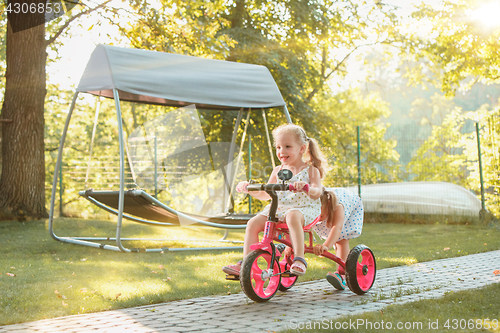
[45,0,113,46]
[306,40,387,102]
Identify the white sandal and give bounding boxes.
[290,257,307,276]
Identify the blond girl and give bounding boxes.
[223,124,328,276]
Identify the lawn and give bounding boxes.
[1,218,499,325]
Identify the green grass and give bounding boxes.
[0,218,499,325]
[282,283,500,333]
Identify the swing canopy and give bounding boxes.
[76,44,287,110]
[49,44,290,253]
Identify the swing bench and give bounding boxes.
[48,44,292,252]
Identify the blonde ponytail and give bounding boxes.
[321,187,339,228]
[305,137,328,179]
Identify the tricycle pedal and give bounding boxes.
[281,271,297,278]
[225,274,239,281]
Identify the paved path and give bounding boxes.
[1,251,499,332]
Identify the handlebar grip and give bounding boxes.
[289,184,309,192]
[246,184,264,192]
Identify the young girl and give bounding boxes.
[223,124,328,276]
[312,187,364,290]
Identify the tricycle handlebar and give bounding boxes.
[246,183,309,193]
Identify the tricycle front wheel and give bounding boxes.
[346,244,376,295]
[240,249,281,302]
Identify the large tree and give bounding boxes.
[1,2,47,221]
[0,0,112,221]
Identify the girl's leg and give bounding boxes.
[336,239,350,263]
[284,210,305,258]
[285,210,308,275]
[222,214,267,275]
[243,214,268,256]
[326,239,350,289]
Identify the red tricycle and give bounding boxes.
[225,169,376,302]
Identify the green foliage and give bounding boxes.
[408,108,470,184]
[406,102,500,217]
[401,0,500,96]
[313,88,400,187]
[122,0,400,130]
[463,104,500,217]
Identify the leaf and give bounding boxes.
[62,301,68,307]
[6,273,16,277]
[494,270,500,276]
[158,265,165,270]
[151,271,157,274]
[443,247,450,251]
[54,290,59,294]
[115,293,121,299]
[81,288,87,293]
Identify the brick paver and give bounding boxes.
[1,251,499,332]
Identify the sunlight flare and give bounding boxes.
[469,1,500,29]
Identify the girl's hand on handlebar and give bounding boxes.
[236,181,249,193]
[292,181,309,192]
[313,244,329,256]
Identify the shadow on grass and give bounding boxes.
[1,218,499,326]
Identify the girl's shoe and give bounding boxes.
[290,257,307,276]
[222,260,243,276]
[326,272,346,290]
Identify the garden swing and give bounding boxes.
[49,44,291,252]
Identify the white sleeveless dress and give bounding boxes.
[312,188,363,242]
[259,166,321,226]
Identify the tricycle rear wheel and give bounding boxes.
[345,244,376,295]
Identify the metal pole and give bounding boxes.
[357,126,361,198]
[248,135,252,214]
[476,122,486,213]
[283,105,292,124]
[113,88,129,252]
[59,163,63,217]
[224,109,243,213]
[154,136,158,198]
[228,110,251,210]
[85,96,101,189]
[49,92,79,238]
[262,108,276,169]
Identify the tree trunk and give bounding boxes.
[0,17,47,221]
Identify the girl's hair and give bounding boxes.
[321,187,339,228]
[272,124,329,178]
